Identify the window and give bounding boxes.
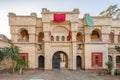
[109,32,114,43]
[20,29,29,40]
[91,30,100,39]
[116,56,120,63]
[108,55,112,62]
[76,32,82,42]
[62,36,65,41]
[118,32,120,43]
[38,32,44,42]
[56,36,59,41]
[18,29,29,42]
[51,36,54,41]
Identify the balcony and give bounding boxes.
[77,40,83,44]
[17,39,29,42]
[91,39,102,42]
[38,40,44,44]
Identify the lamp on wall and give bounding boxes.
[38,44,42,50]
[78,44,82,50]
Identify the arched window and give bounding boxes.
[62,36,65,41]
[118,32,120,43]
[76,32,82,42]
[109,32,114,43]
[108,55,112,61]
[51,36,54,41]
[38,32,44,43]
[38,56,44,69]
[56,36,59,41]
[19,29,29,40]
[116,56,120,63]
[91,29,101,41]
[116,56,120,68]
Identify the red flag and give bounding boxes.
[54,14,66,22]
[67,31,72,40]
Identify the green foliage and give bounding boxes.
[115,45,120,53]
[99,4,120,19]
[3,44,19,59]
[15,56,28,70]
[1,44,21,73]
[15,56,28,74]
[106,61,113,68]
[115,69,120,75]
[0,44,28,74]
[0,50,4,61]
[105,61,113,74]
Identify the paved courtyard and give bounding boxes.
[0,69,119,80]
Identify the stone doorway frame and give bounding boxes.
[52,51,68,69]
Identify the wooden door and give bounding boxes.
[92,53,102,67]
[52,52,60,69]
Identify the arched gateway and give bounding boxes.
[52,51,68,69]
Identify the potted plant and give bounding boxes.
[105,61,113,74]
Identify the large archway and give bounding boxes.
[38,56,44,69]
[76,56,82,69]
[52,51,68,69]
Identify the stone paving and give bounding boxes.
[0,69,119,80]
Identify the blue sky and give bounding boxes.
[0,0,120,38]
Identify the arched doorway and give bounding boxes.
[38,56,44,69]
[76,56,82,69]
[52,51,68,69]
[108,55,112,62]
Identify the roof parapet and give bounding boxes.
[8,12,16,17]
[73,8,79,13]
[31,13,37,17]
[42,8,50,13]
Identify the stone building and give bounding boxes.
[8,8,120,70]
[0,34,10,48]
[0,34,11,70]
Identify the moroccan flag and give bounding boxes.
[67,31,72,40]
[54,14,66,22]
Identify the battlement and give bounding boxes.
[41,8,79,14]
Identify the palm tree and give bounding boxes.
[3,44,19,73]
[0,49,5,69]
[106,61,113,74]
[0,49,4,62]
[15,56,28,74]
[99,4,120,19]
